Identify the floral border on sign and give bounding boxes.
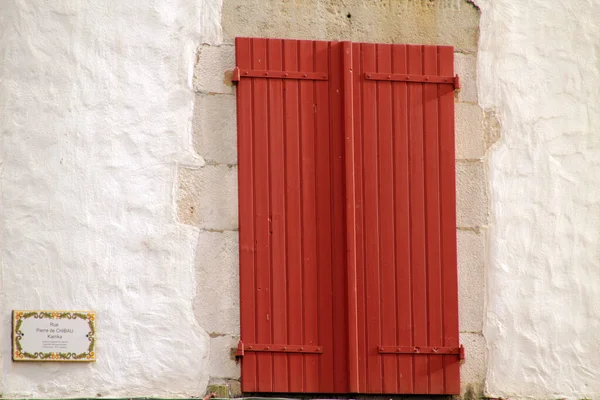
[13,311,96,361]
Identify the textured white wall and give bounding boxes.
[4,0,600,397]
[477,0,600,397]
[0,0,223,397]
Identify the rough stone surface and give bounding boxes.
[222,0,480,53]
[456,102,485,160]
[177,165,238,230]
[193,230,240,335]
[483,109,501,149]
[193,93,237,165]
[455,53,478,104]
[206,384,229,398]
[458,229,485,333]
[194,45,235,95]
[208,335,240,379]
[205,378,241,398]
[227,379,242,397]
[460,332,486,397]
[456,161,488,228]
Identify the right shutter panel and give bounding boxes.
[351,43,461,395]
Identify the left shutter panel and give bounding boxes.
[235,37,348,394]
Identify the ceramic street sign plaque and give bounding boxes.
[12,310,96,362]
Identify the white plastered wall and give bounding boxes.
[4,0,598,398]
[0,0,223,397]
[477,0,600,398]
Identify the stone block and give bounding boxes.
[206,384,229,398]
[193,93,237,165]
[460,332,486,396]
[221,0,480,53]
[194,45,235,95]
[226,379,242,397]
[177,165,238,230]
[455,53,478,103]
[458,229,485,333]
[484,109,501,149]
[209,335,241,379]
[456,161,488,228]
[194,230,240,335]
[456,103,485,160]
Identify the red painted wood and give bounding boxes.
[406,44,429,394]
[315,40,335,393]
[351,41,368,394]
[351,43,460,394]
[423,45,444,394]
[439,45,461,395]
[361,43,384,394]
[298,40,319,392]
[282,38,304,393]
[329,42,349,393]
[235,37,257,393]
[236,37,459,395]
[267,38,288,393]
[377,43,398,395]
[343,41,359,394]
[391,44,414,394]
[250,38,273,393]
[236,38,348,394]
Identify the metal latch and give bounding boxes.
[378,345,465,360]
[232,67,328,82]
[364,72,460,89]
[236,340,323,357]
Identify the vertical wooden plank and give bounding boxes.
[438,45,460,395]
[315,40,335,393]
[407,44,429,394]
[330,41,350,393]
[361,42,383,394]
[283,39,304,393]
[298,40,319,392]
[342,41,359,394]
[352,42,368,393]
[236,37,257,393]
[391,44,414,394]
[423,45,444,394]
[251,38,273,393]
[376,43,398,394]
[267,38,288,393]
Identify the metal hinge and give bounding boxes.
[378,345,465,360]
[236,340,323,357]
[364,72,460,90]
[232,67,328,82]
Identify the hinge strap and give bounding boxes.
[236,341,323,357]
[378,345,465,360]
[232,67,328,82]
[364,72,460,89]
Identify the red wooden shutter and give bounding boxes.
[349,43,461,394]
[234,37,348,393]
[235,38,461,395]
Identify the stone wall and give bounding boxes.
[180,0,487,395]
